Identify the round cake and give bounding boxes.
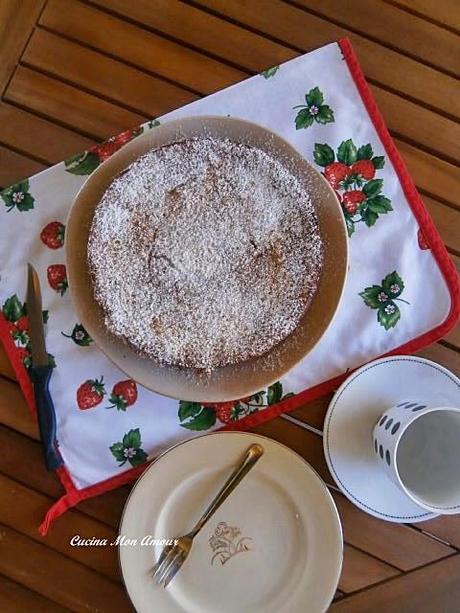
[87,136,324,371]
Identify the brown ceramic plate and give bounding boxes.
[66,116,348,401]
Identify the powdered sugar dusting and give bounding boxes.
[88,137,323,370]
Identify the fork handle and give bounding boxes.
[189,443,264,538]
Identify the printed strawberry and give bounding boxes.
[47,264,68,295]
[40,221,65,249]
[350,159,375,181]
[77,377,105,409]
[107,379,138,411]
[15,315,28,332]
[324,162,349,190]
[342,190,366,216]
[215,402,236,424]
[89,129,139,162]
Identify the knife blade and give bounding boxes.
[27,263,63,470]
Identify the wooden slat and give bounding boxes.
[390,0,460,32]
[395,140,459,207]
[40,0,246,95]
[294,0,460,77]
[0,574,69,613]
[0,474,119,582]
[92,0,460,164]
[0,0,45,94]
[331,491,454,571]
[422,196,460,255]
[418,515,460,548]
[0,103,94,164]
[0,424,127,529]
[339,544,400,593]
[5,66,146,141]
[23,28,198,117]
[331,553,460,612]
[0,378,38,440]
[0,145,46,188]
[369,87,460,165]
[192,0,460,120]
[418,342,460,373]
[0,524,130,611]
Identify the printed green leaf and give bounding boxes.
[382,271,404,297]
[306,86,324,107]
[313,143,335,167]
[181,407,217,431]
[267,381,283,405]
[363,179,383,198]
[110,442,126,464]
[178,400,202,421]
[122,428,141,449]
[316,105,334,124]
[148,119,160,128]
[1,180,35,212]
[295,108,315,130]
[359,285,386,308]
[42,310,49,324]
[346,216,355,237]
[282,392,295,400]
[357,144,373,160]
[378,302,401,330]
[47,353,56,368]
[367,195,392,214]
[337,139,357,165]
[130,448,148,467]
[2,295,24,322]
[361,207,378,227]
[261,65,279,79]
[65,151,100,175]
[372,156,385,169]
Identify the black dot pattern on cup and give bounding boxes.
[379,415,387,426]
[391,422,400,435]
[385,418,394,430]
[397,402,409,407]
[379,444,384,459]
[374,439,378,453]
[385,450,391,466]
[412,404,427,412]
[405,403,418,409]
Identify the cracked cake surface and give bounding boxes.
[87,136,324,371]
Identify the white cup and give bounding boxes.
[372,401,460,514]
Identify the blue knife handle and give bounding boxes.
[29,365,63,470]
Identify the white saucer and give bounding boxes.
[119,431,343,613]
[324,355,460,523]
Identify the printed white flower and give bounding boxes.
[309,105,319,115]
[12,191,24,203]
[384,304,396,315]
[377,291,388,303]
[123,447,136,459]
[390,284,400,294]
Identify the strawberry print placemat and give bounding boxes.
[0,39,458,533]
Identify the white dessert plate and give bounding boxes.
[324,355,460,522]
[119,431,343,613]
[66,115,348,402]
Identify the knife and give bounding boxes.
[27,263,63,470]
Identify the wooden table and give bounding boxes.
[0,1,459,610]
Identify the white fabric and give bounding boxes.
[0,42,451,489]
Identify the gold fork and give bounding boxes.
[152,442,264,587]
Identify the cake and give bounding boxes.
[87,136,324,371]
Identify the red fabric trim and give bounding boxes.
[2,39,459,534]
